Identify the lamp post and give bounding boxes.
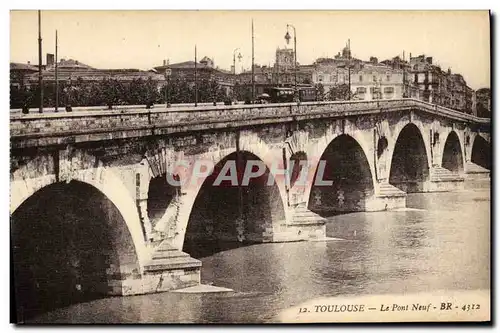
[55,29,58,112]
[38,10,43,113]
[233,48,242,75]
[284,24,297,100]
[194,44,198,107]
[65,77,73,112]
[251,19,255,103]
[164,66,171,108]
[347,39,352,101]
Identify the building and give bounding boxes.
[154,57,235,96]
[409,54,474,113]
[312,47,418,101]
[350,63,408,101]
[10,62,39,88]
[26,58,166,90]
[273,48,313,86]
[475,88,491,118]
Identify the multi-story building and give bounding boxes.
[350,63,408,101]
[410,55,445,104]
[26,58,166,90]
[154,57,235,96]
[312,51,418,101]
[475,88,491,118]
[272,48,313,86]
[311,45,362,97]
[409,54,474,113]
[10,62,39,88]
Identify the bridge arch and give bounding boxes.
[388,122,430,192]
[11,176,144,321]
[307,134,375,215]
[11,166,148,266]
[171,134,288,252]
[471,134,491,170]
[182,150,287,258]
[441,130,465,174]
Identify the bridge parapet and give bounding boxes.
[10,99,490,149]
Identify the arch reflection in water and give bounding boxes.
[11,180,139,321]
[183,151,286,258]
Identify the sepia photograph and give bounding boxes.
[9,9,491,324]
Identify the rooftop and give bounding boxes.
[10,62,38,72]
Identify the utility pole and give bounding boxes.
[194,44,198,107]
[55,29,59,112]
[284,24,297,99]
[348,39,351,101]
[402,50,407,98]
[251,19,255,103]
[38,10,43,113]
[276,50,280,86]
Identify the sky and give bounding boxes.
[10,10,490,89]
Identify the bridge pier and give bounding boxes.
[272,203,327,242]
[426,165,465,192]
[370,182,407,210]
[106,241,201,296]
[464,161,490,189]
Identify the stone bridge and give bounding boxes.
[10,99,491,315]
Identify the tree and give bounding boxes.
[327,84,350,101]
[314,83,325,101]
[101,79,124,109]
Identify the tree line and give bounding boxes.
[10,77,230,110]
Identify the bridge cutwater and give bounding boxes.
[10,98,491,318]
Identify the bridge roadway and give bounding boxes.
[10,98,490,149]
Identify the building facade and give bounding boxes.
[26,58,166,90]
[409,54,475,114]
[154,57,235,96]
[312,51,419,101]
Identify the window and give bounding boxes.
[332,75,338,83]
[384,87,394,94]
[373,75,377,82]
[386,74,391,82]
[318,74,323,82]
[359,75,363,82]
[356,87,366,93]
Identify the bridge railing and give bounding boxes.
[10,99,490,139]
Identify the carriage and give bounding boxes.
[258,86,317,103]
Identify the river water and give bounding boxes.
[28,186,490,324]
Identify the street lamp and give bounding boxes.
[65,77,73,112]
[284,24,297,101]
[164,67,171,108]
[233,48,242,75]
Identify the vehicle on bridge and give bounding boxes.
[258,86,317,103]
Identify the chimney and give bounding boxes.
[27,61,31,65]
[163,59,166,66]
[46,53,55,67]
